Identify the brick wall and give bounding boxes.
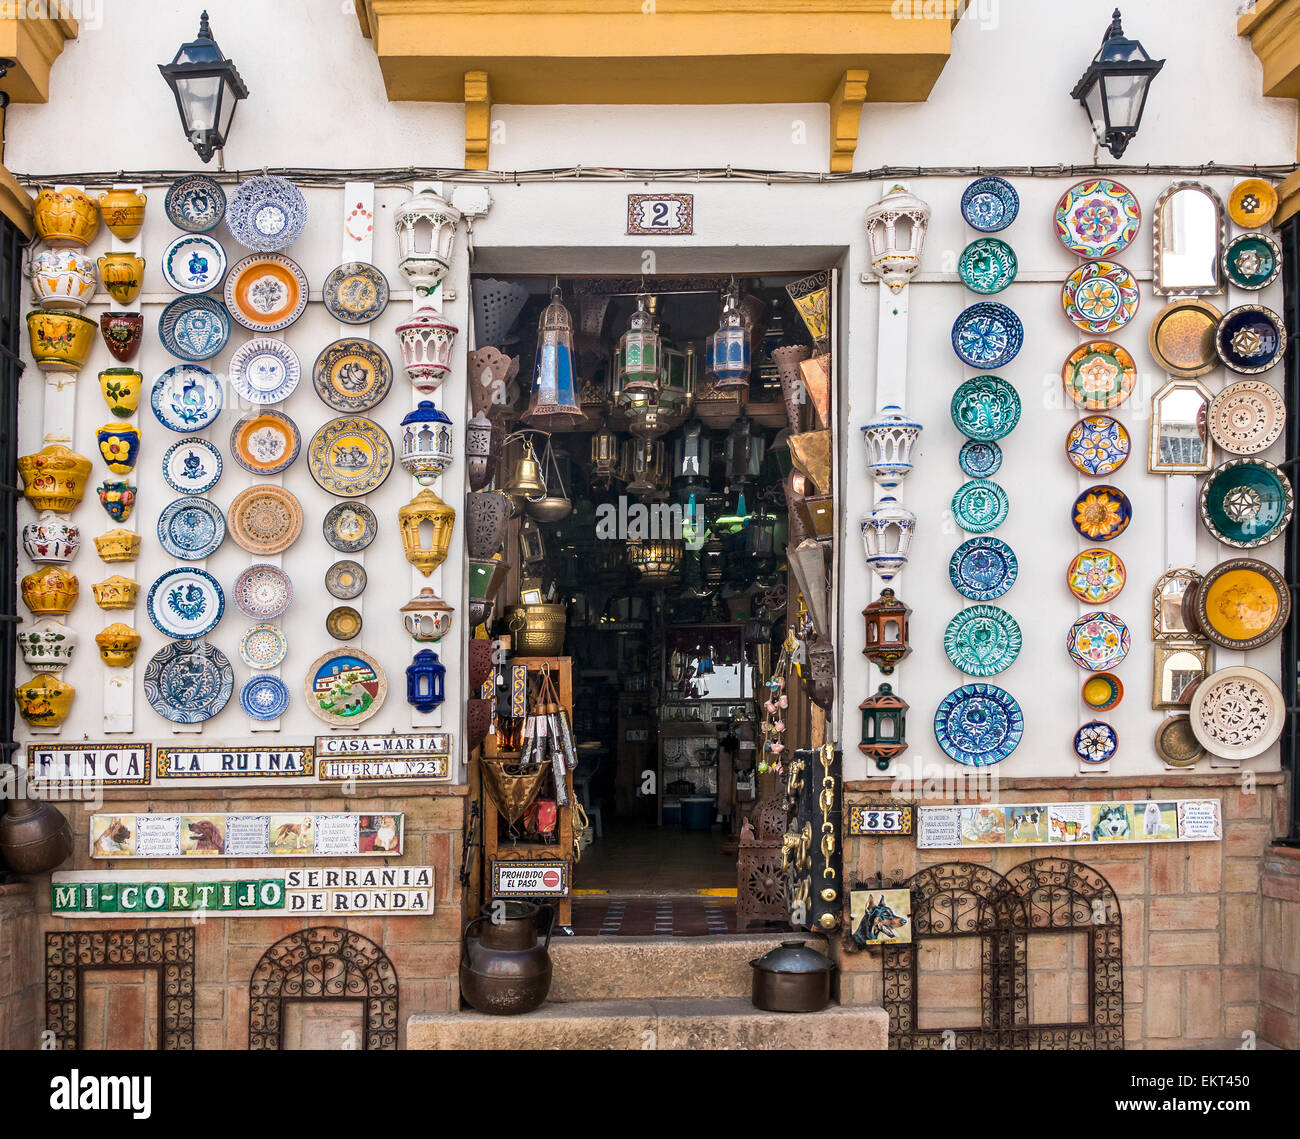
[1260,844,1300,1049]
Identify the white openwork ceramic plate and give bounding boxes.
[1207,380,1286,456]
[233,563,294,620]
[1189,665,1285,761]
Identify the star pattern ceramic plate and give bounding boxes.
[1067,611,1130,671]
[327,605,363,641]
[229,337,301,405]
[951,302,1023,369]
[233,563,293,620]
[1154,714,1204,768]
[225,175,307,252]
[1190,558,1289,651]
[1147,300,1222,378]
[151,365,223,433]
[143,638,233,724]
[1054,178,1140,258]
[1062,261,1139,335]
[957,239,1017,294]
[162,233,226,295]
[1199,458,1293,549]
[949,537,1018,601]
[164,175,225,233]
[230,410,301,476]
[1189,665,1285,761]
[1208,381,1285,456]
[1066,548,1126,604]
[241,675,289,721]
[308,416,394,497]
[325,559,367,599]
[943,605,1022,677]
[322,262,390,324]
[1223,233,1282,291]
[1074,721,1118,765]
[951,479,1009,534]
[146,567,225,639]
[312,339,393,412]
[224,253,309,333]
[1061,341,1137,410]
[1215,305,1286,375]
[1066,415,1130,476]
[157,496,226,560]
[1227,178,1279,229]
[228,485,304,555]
[958,439,1002,479]
[960,177,1018,233]
[239,623,288,669]
[933,683,1024,767]
[162,438,222,493]
[951,375,1021,442]
[304,648,387,726]
[323,502,378,552]
[158,294,230,361]
[1082,672,1123,713]
[1072,485,1131,541]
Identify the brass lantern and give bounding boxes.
[398,488,456,577]
[616,295,662,398]
[862,588,911,673]
[706,290,751,390]
[621,438,666,496]
[590,417,621,487]
[858,683,909,771]
[524,287,584,429]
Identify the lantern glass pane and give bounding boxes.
[1100,71,1144,131]
[179,75,222,132]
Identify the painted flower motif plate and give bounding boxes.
[325,559,367,599]
[147,567,225,639]
[933,683,1024,767]
[327,605,363,641]
[1189,665,1285,761]
[162,438,222,494]
[1074,721,1119,765]
[1072,485,1131,541]
[151,365,223,433]
[1066,548,1126,604]
[313,338,393,412]
[960,177,1018,233]
[1189,557,1289,651]
[1208,380,1285,456]
[308,416,394,497]
[322,262,390,325]
[1227,178,1279,229]
[1067,611,1131,671]
[233,563,293,620]
[1147,300,1222,378]
[1082,672,1124,713]
[957,239,1017,294]
[323,502,378,552]
[304,648,387,727]
[162,233,226,295]
[143,638,233,724]
[157,496,226,560]
[164,175,225,234]
[1223,233,1282,291]
[1061,341,1136,410]
[958,439,1002,479]
[1154,714,1204,768]
[229,337,301,406]
[1053,178,1140,258]
[230,409,301,476]
[951,375,1021,441]
[224,253,309,333]
[1215,305,1286,375]
[951,479,1009,534]
[1062,260,1139,335]
[943,605,1022,677]
[239,623,288,670]
[228,485,304,555]
[1199,458,1293,549]
[225,175,307,252]
[241,675,289,721]
[158,294,231,361]
[951,302,1023,369]
[949,536,1018,601]
[1066,415,1130,476]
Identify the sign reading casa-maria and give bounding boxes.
[155,745,314,781]
[27,744,151,787]
[314,733,452,782]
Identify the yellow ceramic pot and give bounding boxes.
[95,622,142,667]
[26,309,97,373]
[99,368,143,418]
[93,528,142,563]
[96,252,146,305]
[21,566,78,617]
[34,187,100,248]
[97,188,147,241]
[91,575,138,610]
[14,673,75,728]
[17,444,92,512]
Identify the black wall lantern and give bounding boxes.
[1070,9,1163,160]
[159,11,248,164]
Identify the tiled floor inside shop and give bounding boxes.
[571,895,742,936]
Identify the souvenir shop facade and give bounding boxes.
[0,0,1296,1050]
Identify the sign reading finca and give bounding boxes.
[28,744,151,788]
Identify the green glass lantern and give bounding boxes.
[616,294,662,397]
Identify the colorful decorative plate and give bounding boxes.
[308,416,394,497]
[958,439,1002,479]
[151,365,223,433]
[1199,458,1293,548]
[1066,415,1130,476]
[1208,380,1285,456]
[229,337,301,405]
[312,338,393,412]
[323,262,390,325]
[1189,557,1289,651]
[230,410,301,476]
[1227,178,1279,229]
[957,239,1017,294]
[1215,305,1286,375]
[143,638,233,724]
[225,175,307,252]
[1223,233,1282,291]
[1054,178,1140,258]
[1066,548,1126,604]
[933,683,1024,767]
[1067,611,1130,672]
[162,438,222,494]
[228,485,304,555]
[951,302,1023,369]
[162,233,226,294]
[951,375,1021,442]
[1147,300,1222,378]
[233,563,293,621]
[158,294,230,361]
[326,605,363,641]
[323,502,378,552]
[1082,672,1124,713]
[1074,721,1118,765]
[239,623,288,669]
[943,605,1022,677]
[325,559,367,600]
[224,253,309,333]
[1061,260,1139,335]
[157,496,226,560]
[949,537,1018,601]
[1189,665,1285,761]
[1061,341,1136,410]
[146,567,225,639]
[961,177,1018,232]
[951,479,1009,534]
[164,175,225,233]
[304,648,387,727]
[1154,714,1204,768]
[241,675,289,721]
[1072,485,1131,541]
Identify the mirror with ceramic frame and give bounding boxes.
[1149,379,1214,474]
[1152,568,1201,639]
[1152,642,1210,710]
[1153,181,1225,297]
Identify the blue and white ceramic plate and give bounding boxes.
[157,496,226,560]
[951,375,1021,442]
[162,233,227,294]
[1065,414,1131,477]
[1215,305,1287,375]
[158,294,231,361]
[934,683,1024,767]
[162,438,223,493]
[143,638,233,724]
[164,174,226,234]
[239,623,288,670]
[1074,720,1119,765]
[943,605,1023,677]
[225,175,308,252]
[241,675,290,721]
[957,238,1018,294]
[951,479,1010,534]
[949,536,1018,601]
[229,337,301,405]
[958,439,1002,478]
[952,302,1023,369]
[151,365,223,433]
[322,262,390,325]
[960,177,1019,233]
[323,501,378,552]
[146,567,225,639]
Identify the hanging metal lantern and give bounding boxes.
[745,510,777,561]
[590,418,621,487]
[673,419,711,489]
[401,587,455,642]
[858,683,909,771]
[627,539,684,584]
[621,438,666,497]
[502,435,547,514]
[394,189,461,298]
[860,495,915,582]
[406,649,446,712]
[864,185,931,292]
[862,588,912,673]
[399,400,454,485]
[861,405,923,489]
[701,535,726,585]
[707,290,751,390]
[519,517,546,566]
[525,287,584,429]
[526,438,572,523]
[616,294,662,397]
[398,488,456,577]
[726,414,765,483]
[660,342,696,420]
[466,411,498,492]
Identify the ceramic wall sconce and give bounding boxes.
[22,513,79,565]
[30,248,96,311]
[394,189,461,297]
[34,187,100,247]
[398,488,455,576]
[95,623,142,667]
[98,187,147,240]
[21,567,78,617]
[406,648,446,713]
[395,309,458,393]
[26,310,97,373]
[864,184,931,292]
[858,683,909,770]
[400,587,454,642]
[18,445,92,513]
[93,529,142,563]
[14,673,74,729]
[99,368,143,418]
[91,575,139,610]
[97,481,136,523]
[96,252,146,306]
[861,495,916,581]
[99,313,143,363]
[861,406,923,489]
[18,621,77,674]
[399,400,454,483]
[862,588,912,673]
[95,424,141,475]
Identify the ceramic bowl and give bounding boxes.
[30,248,96,310]
[1199,458,1292,548]
[1216,305,1286,375]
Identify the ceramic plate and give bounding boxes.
[951,375,1021,441]
[233,563,293,620]
[1147,300,1222,378]
[239,623,288,669]
[933,683,1024,767]
[1061,341,1137,410]
[1154,714,1204,768]
[158,294,230,361]
[960,177,1018,232]
[1190,557,1289,651]
[951,302,1023,369]
[1216,305,1286,375]
[157,496,226,560]
[1082,672,1124,713]
[146,567,225,639]
[949,537,1018,601]
[958,439,1002,479]
[1208,380,1285,456]
[1072,485,1131,542]
[1227,178,1279,229]
[327,605,363,641]
[1199,458,1293,548]
[1066,548,1126,604]
[1067,611,1131,672]
[323,262,390,324]
[1223,233,1282,291]
[162,233,226,295]
[1189,665,1285,761]
[1066,415,1131,476]
[325,559,367,599]
[957,239,1017,294]
[304,648,387,726]
[151,365,223,433]
[943,605,1022,677]
[224,253,309,333]
[1062,260,1139,335]
[241,675,289,721]
[162,438,222,493]
[143,638,233,724]
[228,338,300,406]
[951,479,1009,534]
[225,175,307,252]
[308,416,394,497]
[1074,721,1118,765]
[228,485,304,555]
[1054,178,1140,258]
[230,409,301,475]
[164,175,225,233]
[323,501,378,552]
[312,338,394,412]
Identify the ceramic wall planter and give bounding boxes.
[30,248,96,310]
[21,566,78,617]
[14,673,74,729]
[401,587,454,642]
[34,187,99,247]
[91,575,139,610]
[26,310,97,373]
[396,308,458,393]
[99,312,143,363]
[95,424,141,475]
[22,513,79,564]
[18,621,77,674]
[96,252,146,306]
[466,491,511,559]
[93,528,141,563]
[861,406,922,488]
[18,445,92,513]
[98,187,147,240]
[97,481,136,523]
[398,488,456,576]
[394,189,461,296]
[95,622,142,667]
[98,368,143,419]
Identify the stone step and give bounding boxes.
[408,998,887,1050]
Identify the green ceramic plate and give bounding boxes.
[1199,458,1293,548]
[1222,233,1282,291]
[957,238,1018,295]
[944,604,1022,677]
[951,376,1021,442]
[952,479,1010,534]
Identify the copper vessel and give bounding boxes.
[749,940,834,1012]
[0,794,73,874]
[460,900,554,1014]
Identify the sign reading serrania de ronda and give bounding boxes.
[313,733,452,782]
[27,744,151,787]
[155,745,315,782]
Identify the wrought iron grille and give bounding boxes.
[1280,213,1300,846]
[0,213,24,762]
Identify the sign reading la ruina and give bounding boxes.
[155,745,315,782]
[491,859,570,897]
[314,733,452,782]
[27,743,151,787]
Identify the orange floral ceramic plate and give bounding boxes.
[1071,485,1131,542]
[224,253,308,332]
[1061,341,1137,409]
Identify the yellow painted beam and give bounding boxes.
[828,69,868,173]
[0,163,33,239]
[465,70,492,171]
[0,4,78,104]
[1239,0,1300,223]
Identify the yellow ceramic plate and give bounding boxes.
[1147,300,1222,379]
[1194,558,1289,650]
[326,605,363,641]
[1227,178,1279,229]
[1082,672,1123,712]
[224,253,308,332]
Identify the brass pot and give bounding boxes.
[503,603,566,655]
[460,900,554,1014]
[0,786,73,874]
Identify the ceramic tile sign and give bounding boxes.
[847,803,914,836]
[89,812,403,858]
[491,859,570,897]
[51,866,434,918]
[155,744,314,783]
[314,733,452,782]
[27,743,151,789]
[845,888,913,951]
[626,193,694,236]
[916,799,1222,850]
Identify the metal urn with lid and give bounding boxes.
[460,900,555,1015]
[749,939,835,1013]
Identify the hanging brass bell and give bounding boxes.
[503,437,547,513]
